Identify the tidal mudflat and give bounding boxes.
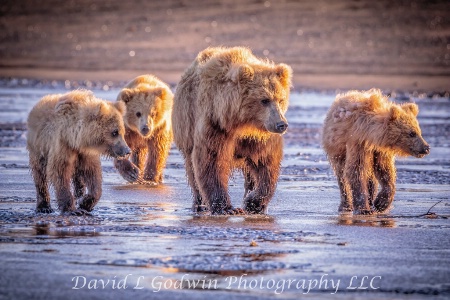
[0,84,449,299]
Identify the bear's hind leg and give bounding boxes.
[368,175,378,209]
[243,168,255,198]
[373,152,396,213]
[77,154,102,212]
[184,153,206,213]
[30,154,53,213]
[73,154,86,199]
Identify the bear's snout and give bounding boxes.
[417,144,430,157]
[112,142,131,158]
[141,125,150,136]
[276,121,288,133]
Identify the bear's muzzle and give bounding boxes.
[111,141,131,158]
[276,121,288,133]
[416,144,430,158]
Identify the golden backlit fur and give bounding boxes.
[172,46,292,215]
[322,89,430,214]
[27,90,129,214]
[114,74,173,184]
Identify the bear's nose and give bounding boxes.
[123,146,131,156]
[141,125,149,135]
[420,145,430,155]
[276,121,288,133]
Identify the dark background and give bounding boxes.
[0,0,449,91]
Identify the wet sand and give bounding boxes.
[0,86,449,299]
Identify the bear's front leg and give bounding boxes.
[243,155,280,215]
[344,146,373,215]
[114,157,141,183]
[184,152,207,212]
[243,169,255,198]
[373,152,396,213]
[78,155,102,212]
[192,133,241,215]
[143,128,171,184]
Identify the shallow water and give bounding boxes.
[0,85,449,299]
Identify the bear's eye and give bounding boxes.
[150,111,156,118]
[111,129,119,137]
[409,131,417,138]
[136,112,142,118]
[261,99,271,106]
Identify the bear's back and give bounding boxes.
[124,74,171,92]
[27,90,99,148]
[333,89,391,115]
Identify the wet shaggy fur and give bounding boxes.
[172,46,292,215]
[114,74,173,184]
[322,89,430,214]
[27,90,130,214]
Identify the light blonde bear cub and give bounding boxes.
[322,89,430,215]
[114,75,173,184]
[27,90,130,214]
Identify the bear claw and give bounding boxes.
[123,170,140,183]
[138,179,159,186]
[226,207,246,215]
[36,207,54,214]
[211,207,246,215]
[64,209,92,216]
[354,209,374,215]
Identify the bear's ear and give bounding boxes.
[117,88,134,103]
[197,47,219,63]
[55,98,75,115]
[275,63,292,87]
[401,103,419,116]
[114,101,126,116]
[389,105,402,121]
[87,102,108,121]
[227,64,254,83]
[153,87,167,99]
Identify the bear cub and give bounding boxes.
[27,90,130,214]
[114,74,173,184]
[322,89,430,214]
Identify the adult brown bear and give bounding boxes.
[172,47,292,215]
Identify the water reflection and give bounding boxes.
[184,214,277,229]
[112,182,172,192]
[337,215,396,227]
[33,223,100,237]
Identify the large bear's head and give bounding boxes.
[117,84,172,138]
[386,103,430,157]
[199,47,292,135]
